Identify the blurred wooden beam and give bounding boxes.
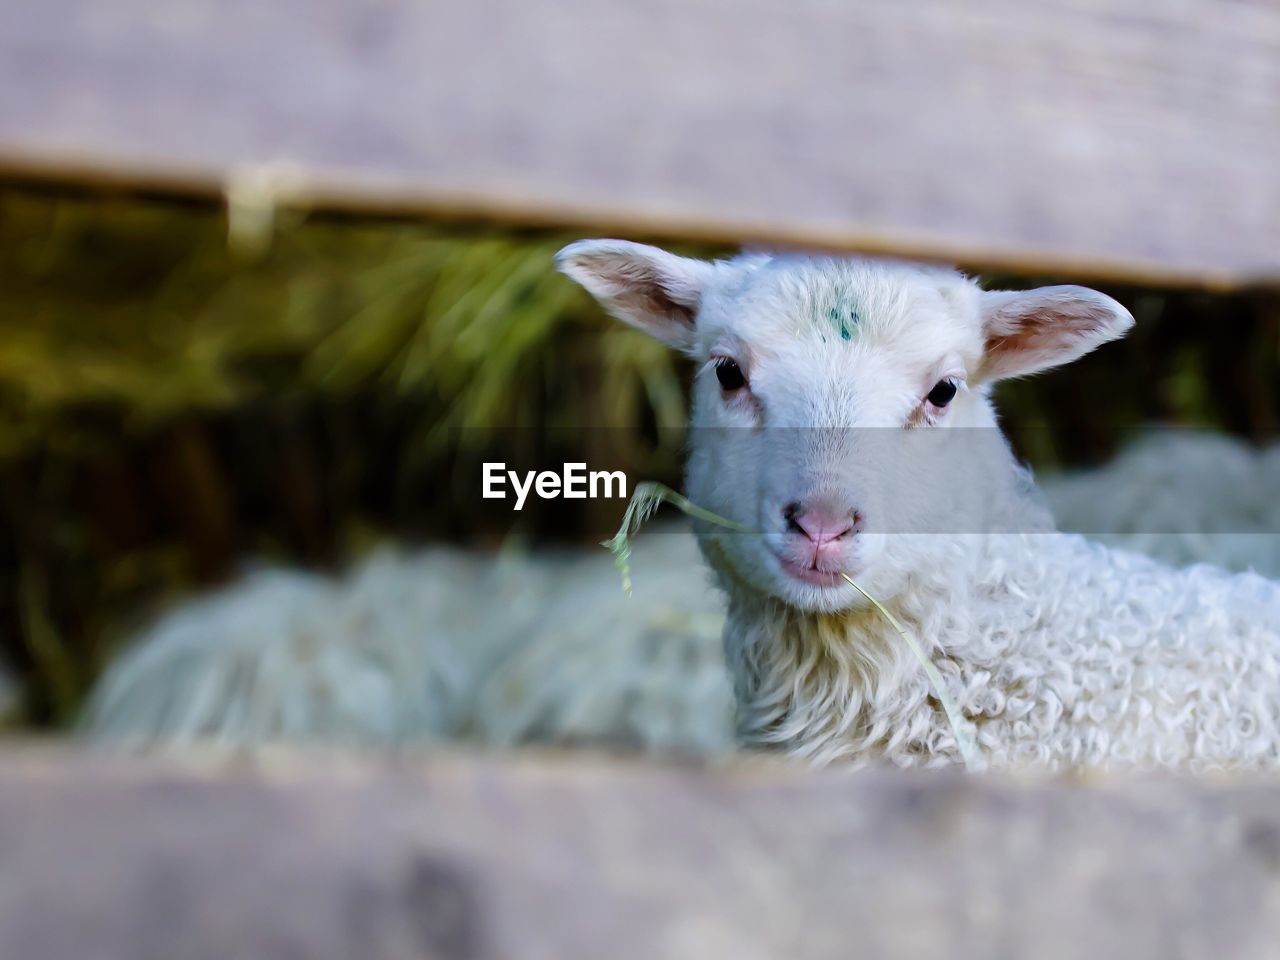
[3,749,1280,959]
[1,0,1278,287]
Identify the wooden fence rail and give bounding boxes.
[2,0,1279,287]
[2,749,1280,959]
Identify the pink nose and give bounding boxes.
[784,501,860,546]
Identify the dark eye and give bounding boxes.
[926,379,958,408]
[715,358,746,392]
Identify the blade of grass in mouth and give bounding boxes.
[604,481,983,771]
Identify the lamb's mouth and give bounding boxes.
[776,554,846,588]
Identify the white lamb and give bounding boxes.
[558,240,1280,772]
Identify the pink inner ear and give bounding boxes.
[977,286,1133,382]
[608,265,697,325]
[557,240,712,352]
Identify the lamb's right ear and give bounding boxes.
[556,240,715,352]
[976,285,1135,382]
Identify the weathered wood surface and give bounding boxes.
[3,750,1280,959]
[1,0,1279,287]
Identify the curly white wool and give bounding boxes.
[727,531,1280,771]
[709,433,1280,773]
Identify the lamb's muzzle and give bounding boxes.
[778,497,863,587]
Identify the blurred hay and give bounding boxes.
[0,189,696,454]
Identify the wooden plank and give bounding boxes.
[1,0,1279,287]
[3,749,1280,959]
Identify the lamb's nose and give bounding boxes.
[783,501,860,545]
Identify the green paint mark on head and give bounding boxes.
[826,302,859,341]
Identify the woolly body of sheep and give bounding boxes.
[707,428,1280,771]
[84,531,734,753]
[726,528,1280,770]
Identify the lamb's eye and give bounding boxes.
[715,358,746,392]
[926,379,958,408]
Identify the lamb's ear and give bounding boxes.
[976,285,1134,381]
[556,239,715,352]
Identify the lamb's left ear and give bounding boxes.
[976,285,1134,381]
[556,239,715,352]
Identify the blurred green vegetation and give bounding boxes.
[0,189,692,453]
[0,186,1276,727]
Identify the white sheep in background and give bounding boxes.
[84,531,736,753]
[558,241,1280,771]
[84,551,527,747]
[1043,430,1280,579]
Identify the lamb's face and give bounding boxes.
[684,257,993,610]
[559,241,1133,613]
